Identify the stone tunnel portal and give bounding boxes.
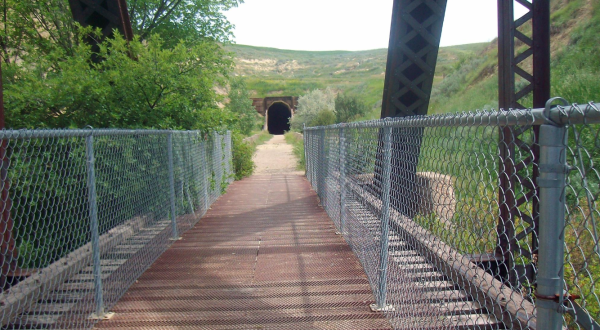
[267,102,291,135]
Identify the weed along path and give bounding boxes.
[97,134,390,329]
[253,134,303,174]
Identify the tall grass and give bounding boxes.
[284,132,305,171]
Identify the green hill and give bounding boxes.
[225,43,488,115]
[428,0,600,115]
[227,0,599,119]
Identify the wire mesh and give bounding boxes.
[0,129,232,329]
[304,102,600,330]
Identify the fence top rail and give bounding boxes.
[304,101,600,131]
[0,129,228,140]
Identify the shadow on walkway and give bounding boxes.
[96,173,390,329]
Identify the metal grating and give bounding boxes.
[97,174,391,329]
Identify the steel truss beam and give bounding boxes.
[381,0,447,118]
[378,0,447,219]
[497,0,550,288]
[68,0,133,42]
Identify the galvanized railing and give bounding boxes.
[0,129,233,329]
[305,101,600,330]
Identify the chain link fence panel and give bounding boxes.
[305,102,600,330]
[0,129,232,329]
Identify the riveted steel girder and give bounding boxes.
[381,0,448,119]
[497,0,550,288]
[68,0,133,41]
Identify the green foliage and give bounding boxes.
[128,0,241,45]
[231,131,255,180]
[230,131,272,180]
[4,31,233,130]
[311,109,336,127]
[334,94,369,123]
[284,132,305,170]
[1,0,77,63]
[290,88,335,129]
[227,78,259,136]
[0,0,240,64]
[551,1,600,104]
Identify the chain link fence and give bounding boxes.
[305,101,600,330]
[0,129,232,329]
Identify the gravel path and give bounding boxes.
[252,135,304,175]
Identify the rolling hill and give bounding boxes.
[226,0,599,119]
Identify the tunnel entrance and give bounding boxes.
[267,102,291,135]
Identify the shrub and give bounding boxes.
[335,94,369,123]
[311,109,337,127]
[231,132,255,180]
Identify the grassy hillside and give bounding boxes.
[225,43,488,115]
[227,0,599,118]
[429,0,600,114]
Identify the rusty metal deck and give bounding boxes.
[96,174,391,329]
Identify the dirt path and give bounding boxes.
[252,135,303,175]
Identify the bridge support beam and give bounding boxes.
[378,0,447,219]
[496,0,551,288]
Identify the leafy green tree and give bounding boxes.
[1,0,77,63]
[334,93,368,123]
[290,87,335,130]
[0,0,241,64]
[227,77,259,136]
[129,0,242,46]
[4,31,233,130]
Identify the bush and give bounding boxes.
[311,109,337,127]
[290,88,336,130]
[4,31,232,130]
[231,132,255,180]
[335,94,369,123]
[227,78,260,136]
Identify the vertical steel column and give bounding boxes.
[85,133,104,317]
[496,0,551,287]
[374,126,392,310]
[339,126,347,235]
[535,123,567,330]
[167,132,179,239]
[497,0,517,286]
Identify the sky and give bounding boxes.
[225,0,528,51]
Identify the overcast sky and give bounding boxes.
[225,0,528,51]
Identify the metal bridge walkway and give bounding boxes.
[96,173,391,329]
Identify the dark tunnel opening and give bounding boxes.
[267,103,292,135]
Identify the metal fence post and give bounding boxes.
[318,129,325,199]
[200,136,209,212]
[167,132,179,239]
[85,133,104,318]
[535,123,567,330]
[213,131,220,195]
[339,126,347,235]
[373,126,393,311]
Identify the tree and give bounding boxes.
[226,77,259,136]
[290,87,335,130]
[1,0,77,64]
[334,94,369,123]
[129,0,242,46]
[4,31,233,130]
[0,0,242,64]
